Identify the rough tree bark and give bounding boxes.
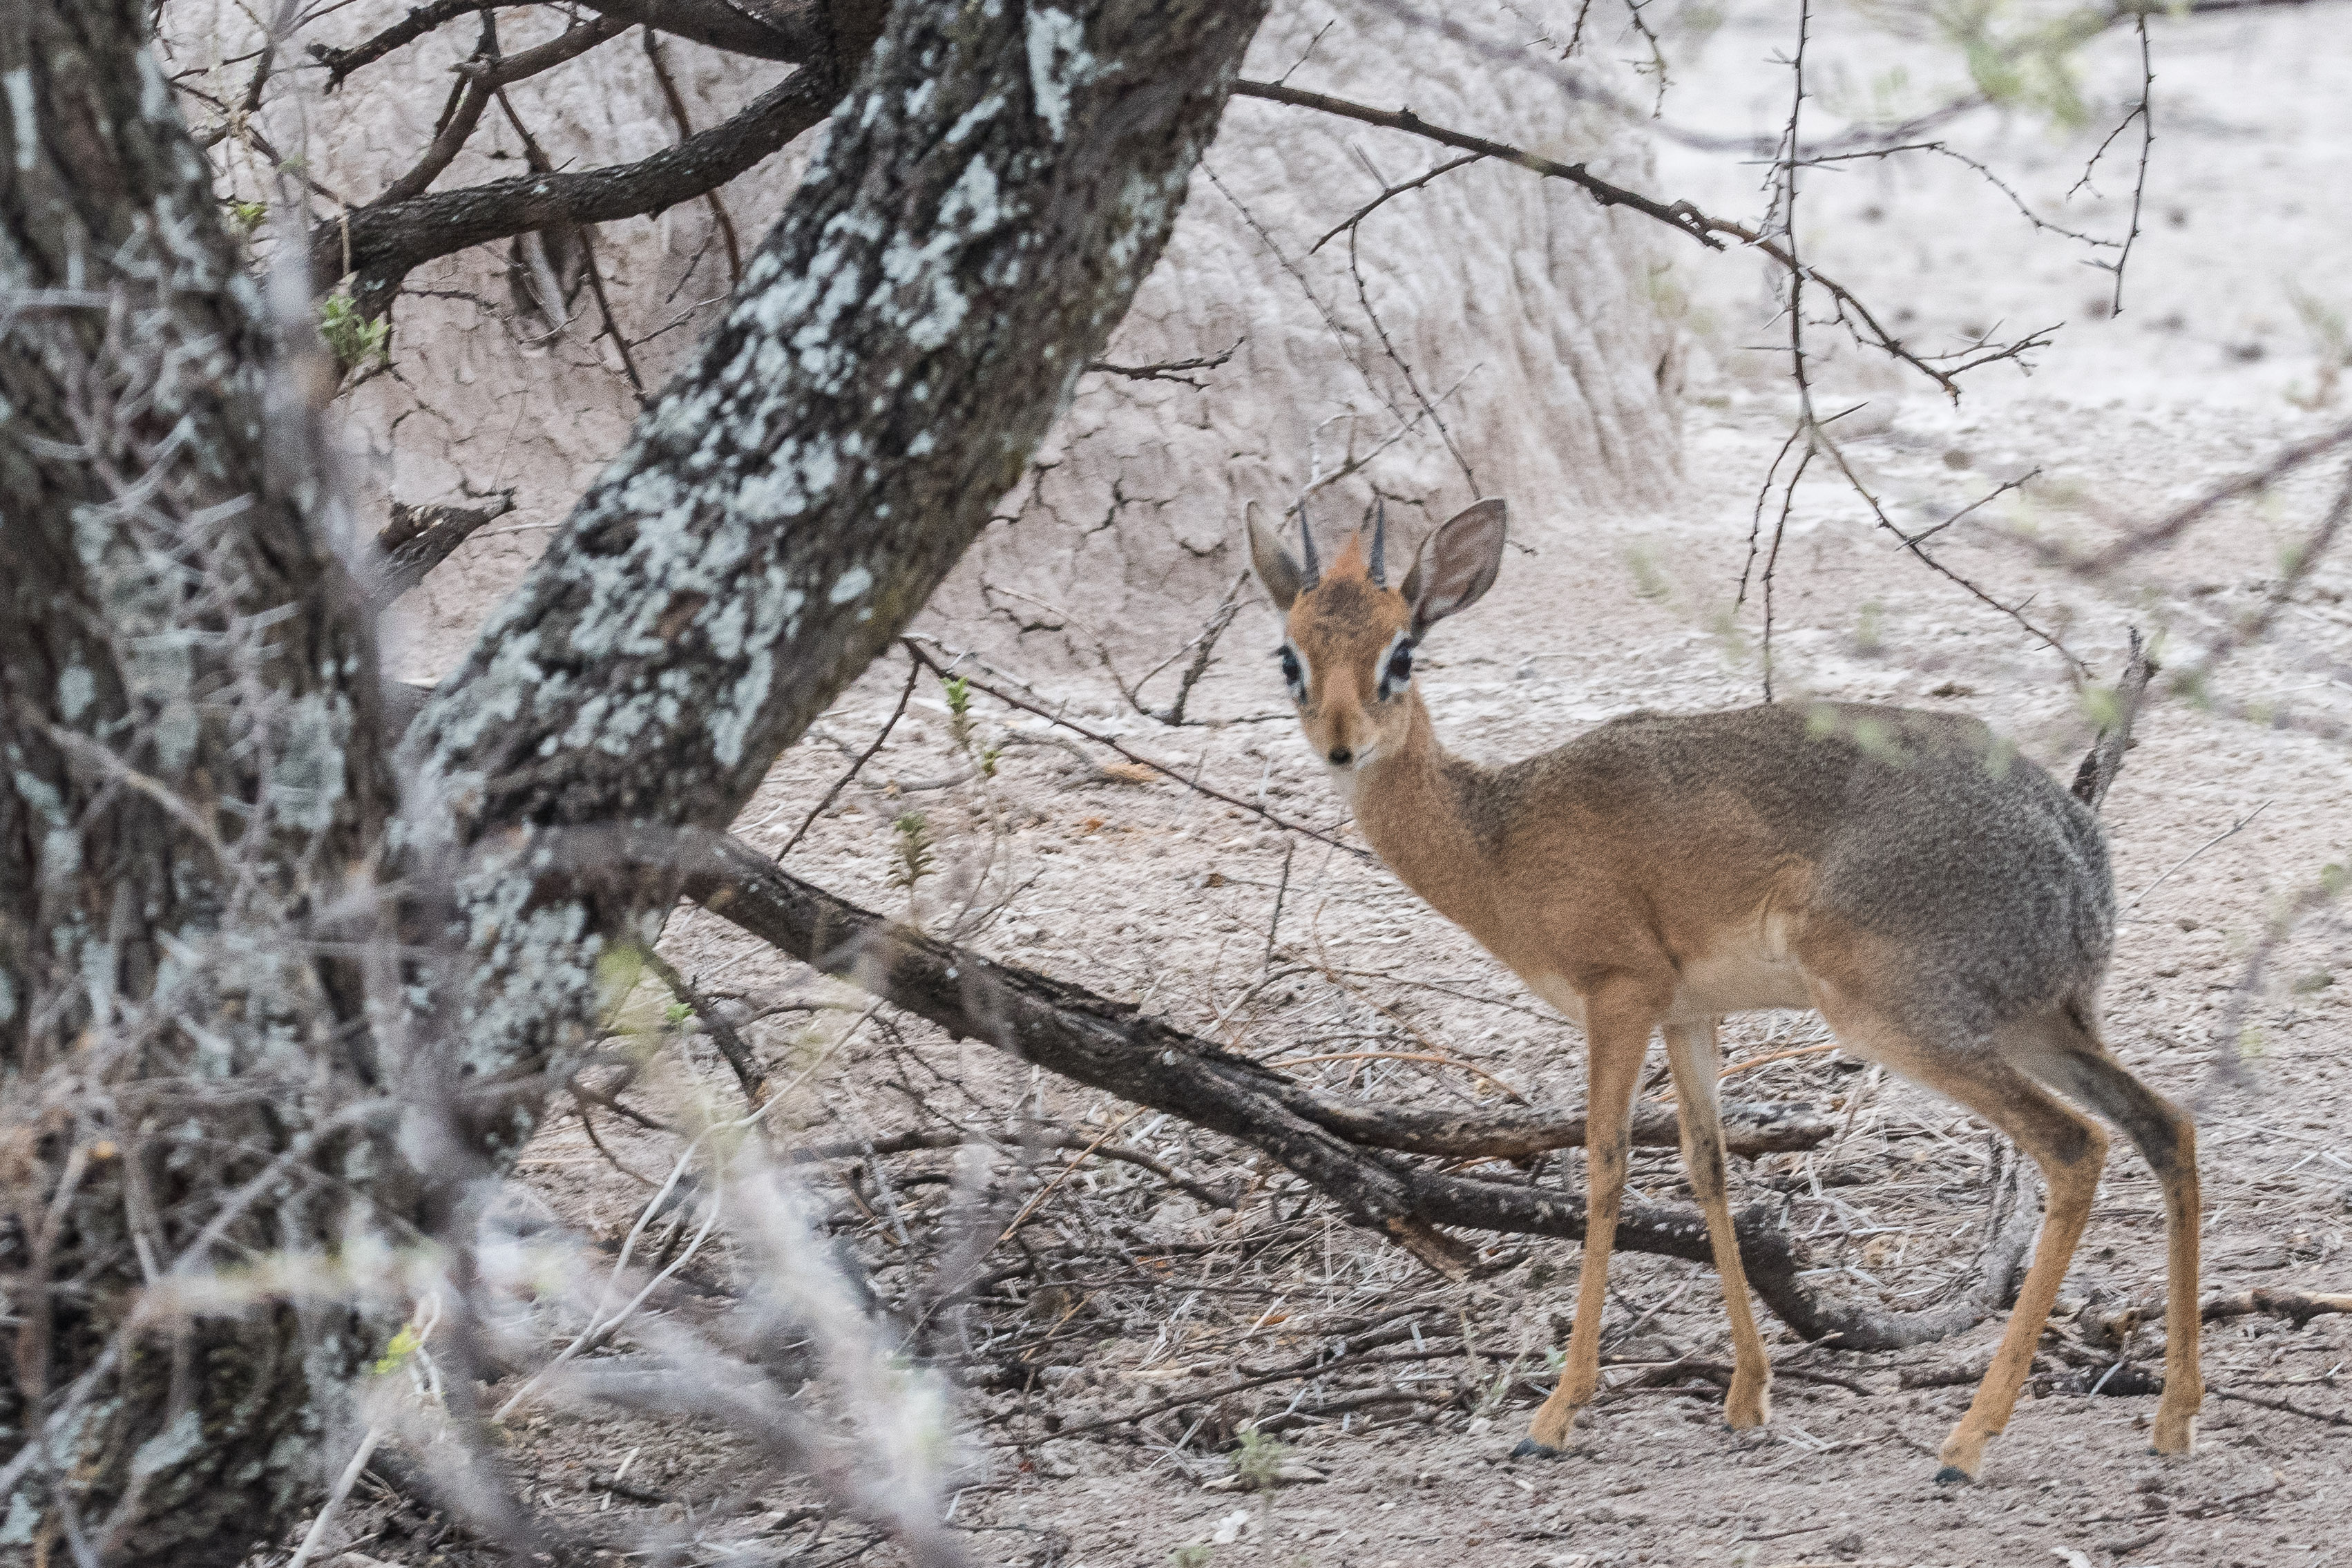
[400,0,1271,1143]
[3,0,1270,1563]
[0,5,395,1560]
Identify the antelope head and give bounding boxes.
[1247,497,1508,796]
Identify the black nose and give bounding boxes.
[1328,746,1352,765]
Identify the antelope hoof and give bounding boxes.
[1935,1424,1988,1484]
[1511,1438,1564,1461]
[1724,1379,1772,1431]
[2150,1408,2198,1457]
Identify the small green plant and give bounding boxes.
[371,1321,423,1377]
[1169,1547,1214,1568]
[1622,542,1672,602]
[1230,1422,1291,1491]
[943,673,974,751]
[228,199,267,233]
[663,1000,694,1029]
[1937,0,2098,131]
[2286,285,2349,410]
[318,291,390,373]
[1852,600,1885,656]
[890,811,936,895]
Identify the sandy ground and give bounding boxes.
[294,3,2352,1567]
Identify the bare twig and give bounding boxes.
[2125,799,2266,911]
[642,26,745,286]
[1309,152,1483,254]
[1084,338,1243,389]
[1794,143,2116,252]
[309,0,497,90]
[1230,79,2049,401]
[899,638,1369,860]
[2074,13,2157,314]
[642,948,765,1104]
[776,654,923,858]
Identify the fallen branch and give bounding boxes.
[794,1125,1239,1211]
[2201,1288,2352,1327]
[2069,628,2157,810]
[628,828,2039,1350]
[2211,1386,2352,1428]
[1284,1091,1834,1160]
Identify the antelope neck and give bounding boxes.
[1347,697,1504,937]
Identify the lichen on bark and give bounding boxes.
[1,4,394,1560]
[6,0,1271,1562]
[403,0,1273,1122]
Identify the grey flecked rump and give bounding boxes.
[1801,709,2113,1046]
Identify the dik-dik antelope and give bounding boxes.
[1247,497,2201,1482]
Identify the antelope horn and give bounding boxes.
[1297,497,1322,582]
[1370,497,1388,586]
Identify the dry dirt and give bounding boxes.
[302,4,2352,1567]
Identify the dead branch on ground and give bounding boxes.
[606,826,2045,1351]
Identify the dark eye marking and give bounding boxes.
[1276,644,1308,702]
[1377,636,1416,702]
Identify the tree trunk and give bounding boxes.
[3,0,1269,1562]
[0,5,394,1561]
[401,0,1271,1145]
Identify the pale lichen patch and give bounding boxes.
[1023,8,1091,140]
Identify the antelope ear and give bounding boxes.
[1247,506,1312,610]
[1402,499,1507,633]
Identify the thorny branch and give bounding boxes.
[2075,12,2157,314]
[1230,79,2055,402]
[1728,1,2088,685]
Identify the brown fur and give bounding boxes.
[1255,501,2202,1480]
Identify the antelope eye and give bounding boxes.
[1379,641,1414,700]
[1277,646,1307,700]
